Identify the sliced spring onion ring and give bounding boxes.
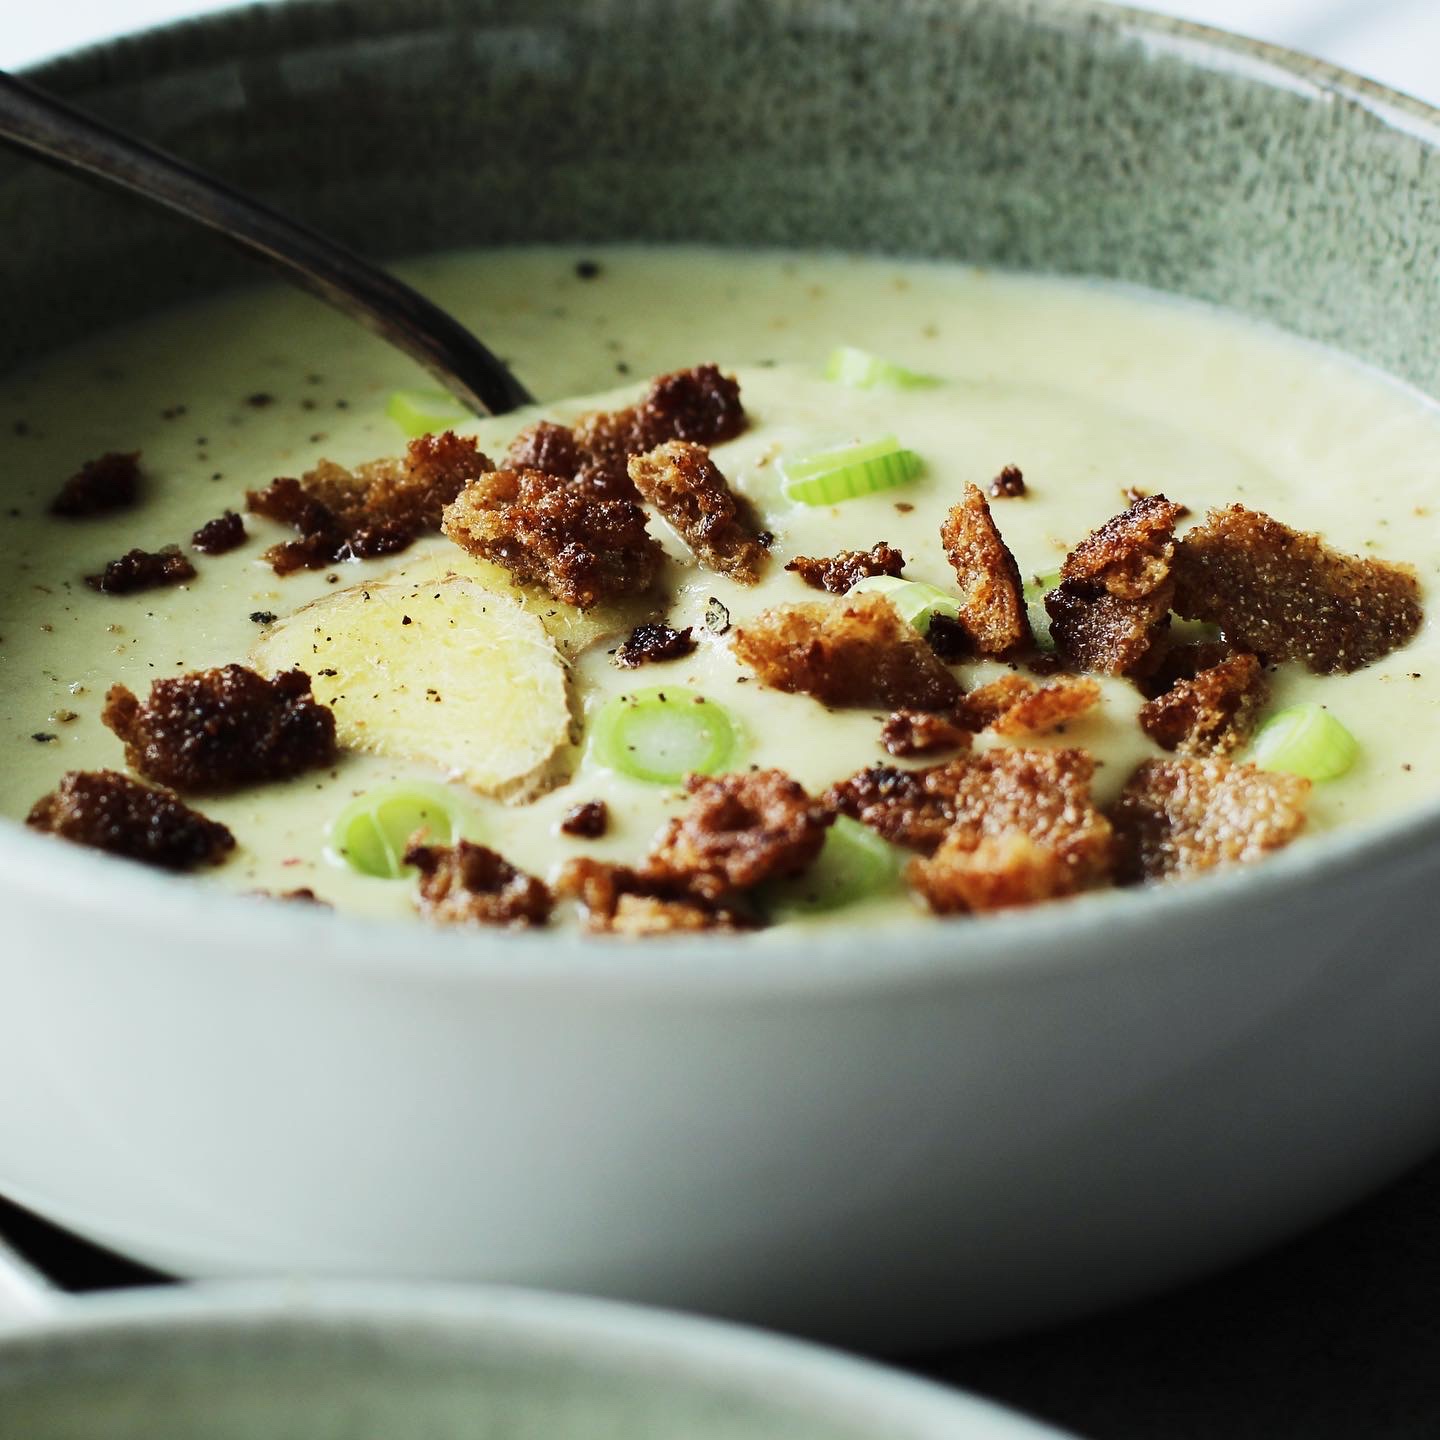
[762,816,904,916]
[590,686,741,784]
[1022,568,1063,651]
[386,387,468,439]
[848,575,961,634]
[781,435,923,506]
[328,782,461,879]
[824,346,939,390]
[1250,702,1359,782]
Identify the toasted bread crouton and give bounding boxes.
[442,466,663,609]
[1138,651,1268,756]
[103,664,336,791]
[786,542,905,594]
[939,483,1032,656]
[1171,504,1423,673]
[904,748,1113,912]
[879,708,973,757]
[733,594,962,711]
[405,839,552,928]
[556,857,753,936]
[1045,495,1185,676]
[646,770,833,902]
[1110,756,1309,882]
[26,770,234,870]
[627,440,768,582]
[956,674,1101,736]
[249,431,488,574]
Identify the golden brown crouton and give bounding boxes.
[442,466,663,609]
[1110,756,1310,883]
[572,364,747,494]
[826,763,959,852]
[785,542,906,594]
[732,594,962,711]
[556,858,752,936]
[627,440,768,583]
[903,748,1113,912]
[191,511,246,555]
[956,674,1102,736]
[879,709,973,757]
[248,431,489,574]
[1045,495,1186,676]
[26,769,235,870]
[1138,651,1268,756]
[102,664,336,791]
[1171,504,1423,673]
[405,838,552,928]
[504,420,582,478]
[646,770,833,902]
[939,483,1033,656]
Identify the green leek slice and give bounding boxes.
[763,816,904,916]
[1250,703,1359,782]
[590,686,741,784]
[848,575,961,634]
[825,346,938,390]
[386,387,468,439]
[781,436,923,506]
[328,782,461,879]
[1022,568,1063,651]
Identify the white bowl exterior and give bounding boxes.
[3,813,1438,1348]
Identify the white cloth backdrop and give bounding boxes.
[2,0,1439,105]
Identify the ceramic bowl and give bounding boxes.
[2,0,1439,1350]
[0,1278,1069,1437]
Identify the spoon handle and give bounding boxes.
[0,70,534,417]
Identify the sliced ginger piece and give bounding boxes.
[252,574,571,798]
[382,548,650,660]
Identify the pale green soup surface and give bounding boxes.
[1,246,1437,929]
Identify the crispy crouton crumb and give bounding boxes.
[504,420,582,478]
[1171,504,1423,673]
[785,542,906,594]
[831,748,1111,888]
[557,857,753,935]
[1138,651,1268,756]
[646,769,833,902]
[909,831,1082,914]
[957,674,1102,736]
[191,510,246,554]
[572,364,747,495]
[442,466,663,609]
[26,769,234,870]
[1046,495,1186,676]
[989,465,1026,499]
[85,545,195,594]
[733,594,963,711]
[939,483,1032,656]
[248,431,488,574]
[559,800,609,838]
[1111,756,1309,882]
[102,664,336,791]
[405,838,552,928]
[616,621,697,667]
[901,748,1113,912]
[627,440,768,582]
[925,613,972,662]
[49,451,141,517]
[880,709,973,757]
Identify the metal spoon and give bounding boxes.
[0,69,534,417]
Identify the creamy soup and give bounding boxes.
[1,246,1437,929]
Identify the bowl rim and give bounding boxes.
[4,0,1440,993]
[0,1278,1067,1437]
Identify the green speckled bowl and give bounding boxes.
[4,0,1440,1351]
